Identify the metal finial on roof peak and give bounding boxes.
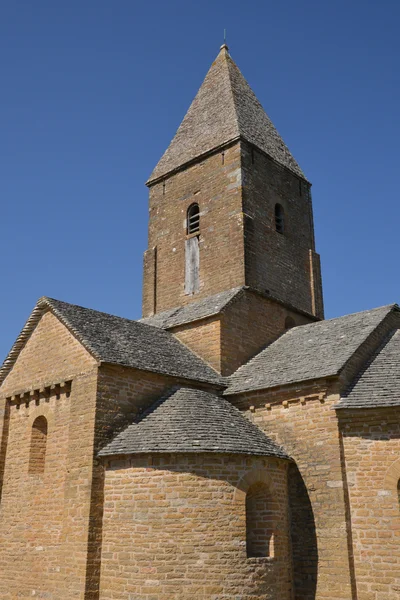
[220,28,228,52]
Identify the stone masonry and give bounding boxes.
[0,44,399,600]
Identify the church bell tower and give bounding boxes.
[142,44,323,326]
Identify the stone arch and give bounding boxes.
[233,467,281,559]
[233,467,277,505]
[383,458,400,501]
[28,415,48,475]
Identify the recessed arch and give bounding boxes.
[246,480,277,558]
[28,415,48,475]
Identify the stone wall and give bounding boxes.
[338,407,400,600]
[0,310,99,600]
[220,291,312,375]
[241,141,323,319]
[171,316,222,373]
[171,290,314,377]
[143,142,245,316]
[99,453,292,600]
[228,385,354,600]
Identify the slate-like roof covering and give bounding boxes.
[148,46,304,183]
[99,387,289,458]
[0,297,224,387]
[337,329,400,409]
[140,287,243,329]
[226,305,396,395]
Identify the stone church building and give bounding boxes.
[0,45,399,600]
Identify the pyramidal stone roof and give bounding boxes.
[148,45,304,183]
[99,387,289,459]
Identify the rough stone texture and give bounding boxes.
[1,43,400,600]
[148,46,304,183]
[143,142,246,317]
[241,141,324,318]
[339,329,400,408]
[99,454,292,600]
[219,289,312,375]
[140,286,242,329]
[337,408,400,600]
[228,385,355,600]
[1,297,224,388]
[99,387,288,459]
[171,316,222,373]
[144,288,314,376]
[227,304,396,394]
[0,311,99,600]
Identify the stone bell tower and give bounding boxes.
[142,44,323,325]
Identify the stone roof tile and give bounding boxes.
[226,305,396,395]
[148,46,304,183]
[337,329,400,409]
[0,298,224,387]
[99,387,289,459]
[140,287,243,329]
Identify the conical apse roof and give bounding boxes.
[148,45,304,183]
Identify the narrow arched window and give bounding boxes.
[285,316,296,329]
[187,203,200,235]
[275,203,284,234]
[246,482,276,558]
[29,416,48,475]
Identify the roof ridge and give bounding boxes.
[341,328,399,399]
[1,297,225,389]
[225,303,398,395]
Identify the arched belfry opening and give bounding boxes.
[28,416,48,475]
[187,203,200,235]
[185,203,200,295]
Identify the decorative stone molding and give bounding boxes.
[4,380,72,407]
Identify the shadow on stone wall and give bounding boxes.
[288,463,318,600]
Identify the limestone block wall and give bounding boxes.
[143,142,245,316]
[99,453,292,600]
[338,407,400,600]
[0,310,99,600]
[241,142,323,319]
[229,386,354,600]
[171,291,314,377]
[220,291,313,375]
[171,316,222,373]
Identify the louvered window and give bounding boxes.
[187,203,200,235]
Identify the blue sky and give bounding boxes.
[1,0,400,362]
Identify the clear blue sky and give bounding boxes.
[1,0,400,362]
